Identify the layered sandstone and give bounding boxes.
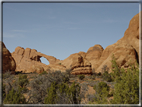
[58,52,92,75]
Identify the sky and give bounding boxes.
[2,2,139,65]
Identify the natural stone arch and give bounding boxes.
[36,52,60,64]
[40,57,49,65]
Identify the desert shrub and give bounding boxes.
[39,71,47,76]
[3,70,12,79]
[89,75,96,80]
[44,82,58,104]
[48,70,70,84]
[102,71,112,82]
[93,81,110,104]
[4,87,26,104]
[87,94,96,102]
[80,82,88,92]
[108,89,114,97]
[66,82,81,104]
[78,75,85,80]
[111,55,121,80]
[111,63,139,104]
[102,65,109,73]
[27,75,50,104]
[88,81,99,87]
[95,72,102,78]
[18,74,29,88]
[27,70,70,104]
[3,75,15,95]
[44,82,81,104]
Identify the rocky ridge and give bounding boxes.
[1,12,140,74]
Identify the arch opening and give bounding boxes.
[40,57,49,65]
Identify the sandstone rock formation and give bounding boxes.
[58,52,92,75]
[3,12,140,75]
[87,12,140,73]
[59,12,140,74]
[11,47,65,73]
[0,41,16,74]
[86,44,104,71]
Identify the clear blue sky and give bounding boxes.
[2,2,139,65]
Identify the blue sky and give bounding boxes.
[2,2,139,65]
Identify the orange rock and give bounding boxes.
[12,47,64,73]
[0,41,16,74]
[59,52,92,75]
[93,12,140,73]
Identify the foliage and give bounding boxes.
[27,70,71,104]
[78,75,85,80]
[111,64,139,104]
[18,74,29,88]
[44,82,81,104]
[102,65,109,73]
[4,87,26,104]
[111,54,121,81]
[102,70,112,82]
[93,81,110,104]
[44,82,58,104]
[97,72,102,76]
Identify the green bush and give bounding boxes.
[109,55,139,104]
[44,82,58,104]
[111,55,121,80]
[97,72,102,76]
[18,74,29,88]
[78,75,85,80]
[44,82,81,104]
[111,64,139,104]
[4,87,26,104]
[102,71,112,82]
[93,81,110,104]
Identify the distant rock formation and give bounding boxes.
[93,12,140,73]
[11,47,64,73]
[59,12,140,74]
[2,12,140,74]
[0,41,16,74]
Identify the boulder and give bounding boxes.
[0,41,16,74]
